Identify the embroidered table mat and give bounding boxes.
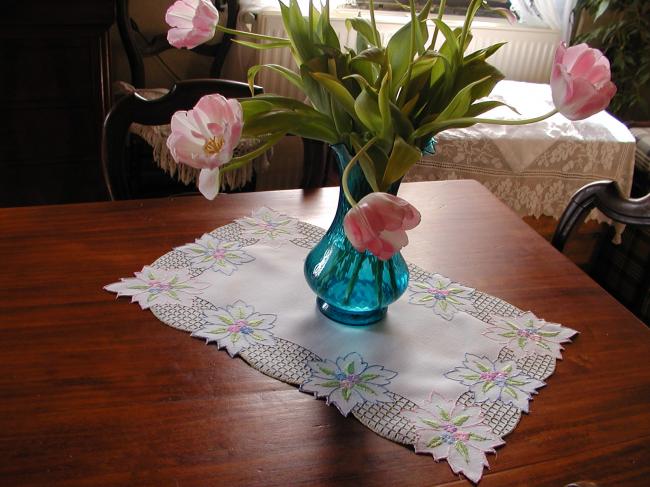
[105,207,577,483]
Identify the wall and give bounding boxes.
[110,0,216,88]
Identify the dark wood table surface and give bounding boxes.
[1,180,649,486]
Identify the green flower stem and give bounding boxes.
[341,136,379,207]
[343,253,365,305]
[428,0,447,52]
[221,132,284,173]
[216,25,290,44]
[460,0,483,57]
[398,0,418,107]
[368,0,380,47]
[411,108,559,142]
[375,260,384,306]
[388,259,397,292]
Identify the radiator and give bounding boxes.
[252,8,561,99]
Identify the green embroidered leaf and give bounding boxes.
[147,271,155,280]
[499,332,518,338]
[437,407,451,421]
[452,415,470,426]
[469,432,488,441]
[318,380,341,388]
[205,327,226,335]
[505,320,520,330]
[346,361,355,374]
[248,319,263,326]
[455,441,470,463]
[508,379,528,386]
[439,300,448,311]
[504,386,518,398]
[538,331,560,337]
[482,381,495,393]
[359,373,379,381]
[517,337,527,349]
[231,333,240,343]
[355,383,376,395]
[167,290,179,300]
[427,436,444,448]
[318,365,335,376]
[462,374,481,381]
[421,418,440,428]
[218,316,234,325]
[503,364,513,374]
[342,387,352,401]
[475,361,490,373]
[147,293,157,303]
[169,276,179,285]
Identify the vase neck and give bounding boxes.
[330,143,401,216]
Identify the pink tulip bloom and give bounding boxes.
[166,0,220,49]
[343,193,421,261]
[166,94,243,199]
[550,43,616,121]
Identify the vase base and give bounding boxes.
[316,298,387,326]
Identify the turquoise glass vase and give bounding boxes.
[303,144,410,325]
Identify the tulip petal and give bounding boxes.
[198,168,220,200]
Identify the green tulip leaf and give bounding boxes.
[381,135,422,189]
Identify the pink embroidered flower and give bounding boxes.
[343,193,421,260]
[167,94,243,199]
[165,0,220,49]
[550,42,616,121]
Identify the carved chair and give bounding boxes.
[552,180,650,322]
[117,0,238,87]
[102,79,262,200]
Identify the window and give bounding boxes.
[344,1,511,18]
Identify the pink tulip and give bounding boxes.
[166,0,220,49]
[550,43,616,121]
[167,94,243,199]
[343,193,421,261]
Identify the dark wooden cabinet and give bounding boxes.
[0,1,115,206]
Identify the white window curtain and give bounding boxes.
[509,0,577,43]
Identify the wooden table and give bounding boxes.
[1,180,649,486]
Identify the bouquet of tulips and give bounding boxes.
[164,0,615,260]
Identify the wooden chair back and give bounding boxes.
[102,78,261,200]
[551,180,650,252]
[117,0,239,87]
[552,180,650,322]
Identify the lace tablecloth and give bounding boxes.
[405,80,637,223]
[105,207,577,483]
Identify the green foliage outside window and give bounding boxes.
[574,0,650,121]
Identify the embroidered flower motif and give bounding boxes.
[445,354,544,412]
[300,352,397,417]
[104,266,208,309]
[408,274,476,320]
[402,398,504,483]
[484,312,578,359]
[236,207,300,244]
[191,300,276,356]
[176,234,254,275]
